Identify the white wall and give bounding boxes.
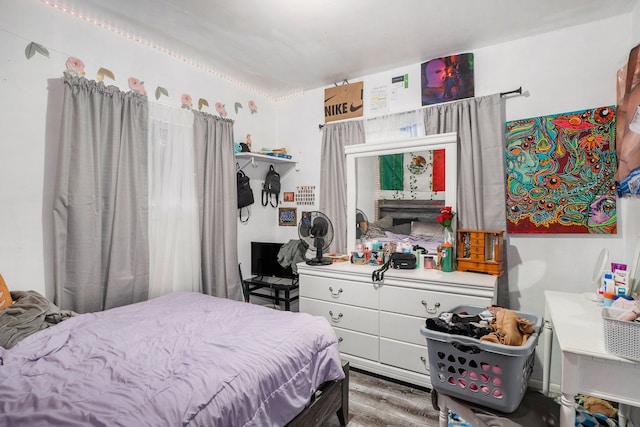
[0,0,280,293]
[276,13,640,391]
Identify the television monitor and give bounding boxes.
[250,242,295,279]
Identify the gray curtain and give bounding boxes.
[320,121,366,254]
[53,74,149,313]
[423,94,506,230]
[192,111,242,300]
[423,94,508,306]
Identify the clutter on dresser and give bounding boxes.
[351,238,434,271]
[597,260,631,307]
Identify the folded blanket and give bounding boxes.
[0,290,76,349]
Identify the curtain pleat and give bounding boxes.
[320,121,366,254]
[192,111,242,300]
[53,74,149,313]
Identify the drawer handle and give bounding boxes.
[329,286,343,297]
[338,337,344,343]
[329,310,343,322]
[420,356,428,368]
[421,300,441,314]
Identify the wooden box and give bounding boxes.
[456,230,504,276]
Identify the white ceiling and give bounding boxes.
[49,0,637,100]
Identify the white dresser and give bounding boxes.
[298,262,497,387]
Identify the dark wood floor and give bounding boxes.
[322,368,441,427]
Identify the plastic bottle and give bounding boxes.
[596,286,605,306]
[603,292,615,307]
[603,272,615,294]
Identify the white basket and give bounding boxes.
[601,307,640,361]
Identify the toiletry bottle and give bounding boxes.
[597,286,605,306]
[603,272,615,294]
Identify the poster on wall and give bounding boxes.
[421,53,474,106]
[616,43,640,197]
[505,106,617,234]
[324,81,364,123]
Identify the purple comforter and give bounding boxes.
[0,292,344,426]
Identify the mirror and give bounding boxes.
[345,132,458,254]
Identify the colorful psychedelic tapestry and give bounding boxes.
[505,106,617,234]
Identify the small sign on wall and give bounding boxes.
[324,81,364,123]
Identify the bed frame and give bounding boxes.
[377,199,444,224]
[287,362,350,426]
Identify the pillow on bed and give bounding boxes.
[387,222,411,235]
[410,221,443,238]
[0,274,13,310]
[363,216,394,238]
[377,215,393,229]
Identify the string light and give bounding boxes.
[41,0,304,102]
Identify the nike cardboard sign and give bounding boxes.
[324,81,364,123]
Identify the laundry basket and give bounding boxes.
[420,306,542,413]
[601,307,640,361]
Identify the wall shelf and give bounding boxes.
[235,152,298,180]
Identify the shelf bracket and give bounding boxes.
[237,158,252,171]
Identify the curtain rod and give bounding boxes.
[500,86,522,97]
[318,87,524,130]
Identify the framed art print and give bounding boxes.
[278,207,297,226]
[283,191,295,202]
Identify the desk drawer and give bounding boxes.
[334,327,379,360]
[300,297,378,335]
[380,311,426,346]
[380,286,490,317]
[300,276,378,309]
[380,338,429,375]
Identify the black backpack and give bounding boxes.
[262,165,281,207]
[237,169,254,222]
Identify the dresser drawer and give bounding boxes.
[300,297,379,335]
[380,338,429,375]
[300,276,378,309]
[380,311,426,346]
[380,286,491,317]
[334,327,379,360]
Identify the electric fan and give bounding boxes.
[356,209,369,239]
[298,211,334,265]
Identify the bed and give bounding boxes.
[361,199,447,255]
[0,290,348,426]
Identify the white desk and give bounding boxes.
[543,291,640,427]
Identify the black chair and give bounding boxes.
[238,263,250,303]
